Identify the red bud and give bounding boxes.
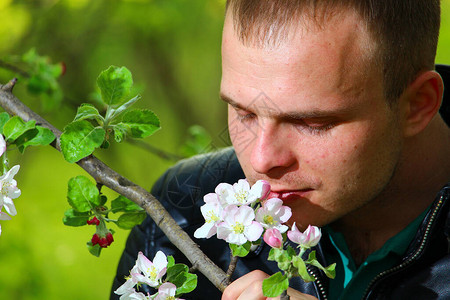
[106,232,114,244]
[98,237,109,248]
[60,62,66,76]
[91,234,100,245]
[87,217,100,226]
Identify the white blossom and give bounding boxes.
[215,179,270,207]
[216,205,263,245]
[114,265,142,296]
[136,251,168,287]
[155,282,184,300]
[194,193,223,239]
[0,165,21,216]
[255,198,292,233]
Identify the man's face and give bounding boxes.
[220,10,404,229]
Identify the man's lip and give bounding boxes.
[268,189,313,203]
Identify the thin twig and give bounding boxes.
[0,79,230,292]
[225,255,239,284]
[0,60,30,78]
[1,78,17,93]
[127,139,184,161]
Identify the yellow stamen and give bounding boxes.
[232,222,245,234]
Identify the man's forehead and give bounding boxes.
[224,3,362,49]
[221,6,378,107]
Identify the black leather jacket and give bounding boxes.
[111,65,450,300]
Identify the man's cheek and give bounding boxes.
[228,125,258,157]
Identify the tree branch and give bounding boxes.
[0,79,229,292]
[0,60,30,78]
[226,255,238,285]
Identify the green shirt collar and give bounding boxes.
[323,207,429,300]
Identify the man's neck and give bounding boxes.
[332,117,450,266]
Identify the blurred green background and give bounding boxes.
[0,0,449,299]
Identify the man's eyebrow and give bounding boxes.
[219,92,244,109]
[219,92,350,120]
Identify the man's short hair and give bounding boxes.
[225,0,441,103]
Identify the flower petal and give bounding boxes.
[153,251,168,272]
[235,205,255,225]
[194,222,216,239]
[244,221,263,242]
[203,192,220,204]
[2,198,16,216]
[136,251,153,275]
[0,135,6,157]
[250,180,271,201]
[0,211,11,220]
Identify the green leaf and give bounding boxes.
[109,95,141,120]
[286,245,296,258]
[116,211,147,229]
[229,241,251,257]
[97,66,133,106]
[2,116,36,142]
[63,208,90,226]
[0,112,10,133]
[166,264,189,281]
[167,256,175,269]
[307,251,316,261]
[110,123,129,143]
[87,241,102,257]
[166,264,197,295]
[99,195,107,206]
[22,48,38,64]
[175,272,197,296]
[27,74,50,94]
[325,263,336,279]
[67,176,100,212]
[268,247,282,261]
[111,195,143,213]
[100,140,110,149]
[15,126,55,153]
[292,255,315,282]
[262,272,289,297]
[268,246,295,271]
[73,103,104,124]
[119,109,160,139]
[60,120,105,163]
[306,251,336,279]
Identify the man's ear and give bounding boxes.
[401,70,444,137]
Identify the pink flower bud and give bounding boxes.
[252,180,271,201]
[287,223,321,248]
[263,228,283,248]
[259,180,271,200]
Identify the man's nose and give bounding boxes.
[250,123,296,175]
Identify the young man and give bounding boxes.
[112,1,450,299]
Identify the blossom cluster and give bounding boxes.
[115,251,187,300]
[193,179,326,251]
[194,179,292,247]
[87,216,114,248]
[0,134,21,236]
